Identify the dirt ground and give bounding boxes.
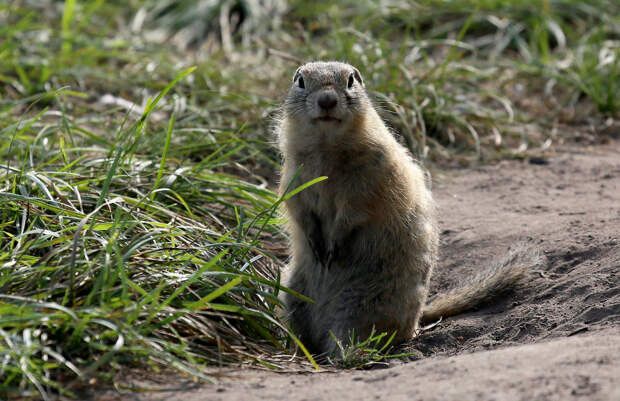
[92,142,620,401]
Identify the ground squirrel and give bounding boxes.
[276,61,540,357]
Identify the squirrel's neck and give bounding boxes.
[280,107,388,160]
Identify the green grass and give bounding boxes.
[0,0,618,398]
[329,329,414,369]
[0,81,318,399]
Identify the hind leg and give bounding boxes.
[310,291,391,358]
[313,284,419,359]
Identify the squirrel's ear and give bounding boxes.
[353,67,364,87]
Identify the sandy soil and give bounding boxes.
[91,142,620,401]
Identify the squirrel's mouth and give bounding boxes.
[315,116,341,123]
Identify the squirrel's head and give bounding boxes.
[284,61,370,133]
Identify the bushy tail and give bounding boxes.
[421,243,542,324]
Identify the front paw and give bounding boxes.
[310,243,324,265]
[325,227,358,268]
[325,249,334,269]
[324,240,342,269]
[307,235,328,267]
[308,237,333,269]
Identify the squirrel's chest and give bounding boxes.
[288,156,340,213]
[293,153,378,212]
[295,148,374,181]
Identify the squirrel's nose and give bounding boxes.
[317,92,338,111]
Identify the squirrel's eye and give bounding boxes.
[297,76,305,89]
[347,74,355,89]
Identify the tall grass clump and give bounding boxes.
[0,73,323,399]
